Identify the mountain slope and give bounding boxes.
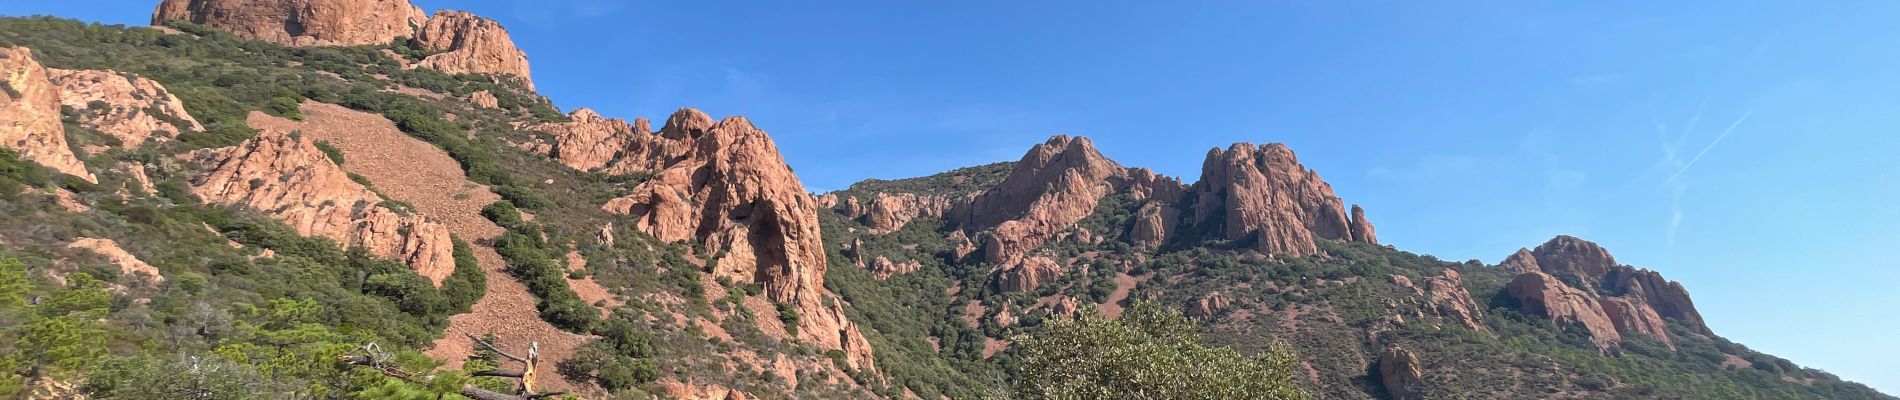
[0,3,1888,399]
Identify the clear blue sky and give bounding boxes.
[9,0,1897,394]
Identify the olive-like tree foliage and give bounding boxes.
[1014,301,1308,400]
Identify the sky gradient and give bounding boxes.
[7,1,1896,394]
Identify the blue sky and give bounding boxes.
[8,0,1898,394]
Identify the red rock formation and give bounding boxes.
[67,237,165,284]
[1605,267,1711,335]
[152,0,427,46]
[47,69,202,148]
[859,192,955,234]
[1350,204,1378,244]
[1600,295,1673,346]
[1129,201,1178,247]
[413,10,533,88]
[1379,346,1423,400]
[1502,236,1711,337]
[868,256,921,280]
[996,256,1063,293]
[1185,292,1230,318]
[152,1,534,87]
[468,90,499,109]
[1419,269,1486,333]
[189,131,457,285]
[1189,143,1372,258]
[1506,271,1621,351]
[0,47,95,183]
[600,108,875,371]
[956,135,1123,264]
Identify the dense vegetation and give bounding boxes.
[1014,302,1305,399]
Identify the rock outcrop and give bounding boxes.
[858,192,956,234]
[949,135,1191,265]
[1186,292,1230,318]
[868,256,921,280]
[600,108,875,371]
[1,47,95,183]
[530,108,695,174]
[1379,346,1423,400]
[1189,143,1374,258]
[412,10,533,88]
[955,135,1129,264]
[67,237,165,284]
[1506,271,1622,351]
[1129,202,1178,247]
[995,256,1062,293]
[47,69,202,148]
[1499,236,1710,347]
[1417,269,1486,333]
[189,131,457,285]
[152,0,427,46]
[152,0,533,86]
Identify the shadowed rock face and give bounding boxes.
[152,0,533,86]
[601,108,876,372]
[189,131,457,285]
[0,47,95,183]
[1500,236,1711,349]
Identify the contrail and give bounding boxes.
[1664,109,1754,185]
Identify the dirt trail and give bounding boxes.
[1099,272,1142,318]
[249,103,589,391]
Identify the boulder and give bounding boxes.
[1379,346,1423,400]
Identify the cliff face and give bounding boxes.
[152,0,532,86]
[152,0,427,46]
[1500,236,1710,349]
[47,69,203,148]
[0,47,95,183]
[602,108,876,371]
[190,130,457,285]
[1189,143,1376,257]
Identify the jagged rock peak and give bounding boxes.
[1190,141,1370,257]
[1499,235,1709,335]
[0,46,95,183]
[152,0,427,46]
[600,108,877,371]
[413,10,533,88]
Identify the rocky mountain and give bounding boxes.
[0,4,1889,400]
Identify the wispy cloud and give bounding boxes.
[1654,108,1755,247]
